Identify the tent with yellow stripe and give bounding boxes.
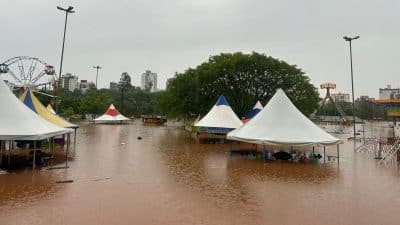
[19,89,79,129]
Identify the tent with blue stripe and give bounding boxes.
[244,101,263,120]
[19,89,79,129]
[194,95,243,134]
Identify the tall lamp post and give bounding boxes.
[93,65,102,88]
[343,35,360,150]
[56,5,75,113]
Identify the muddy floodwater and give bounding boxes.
[1,121,400,225]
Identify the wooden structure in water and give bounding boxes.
[141,115,167,125]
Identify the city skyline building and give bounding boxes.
[379,85,400,99]
[110,81,119,91]
[141,70,158,92]
[331,92,350,102]
[61,73,79,92]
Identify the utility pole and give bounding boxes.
[56,5,75,113]
[343,35,360,150]
[93,65,102,88]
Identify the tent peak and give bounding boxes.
[254,101,263,110]
[215,95,229,106]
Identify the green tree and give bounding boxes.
[158,52,319,118]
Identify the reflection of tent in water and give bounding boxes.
[228,89,342,163]
[242,101,263,123]
[195,95,243,134]
[94,104,130,123]
[0,80,72,169]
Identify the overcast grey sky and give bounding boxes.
[1,0,399,98]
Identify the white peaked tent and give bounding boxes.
[227,89,341,146]
[195,95,243,133]
[95,104,130,123]
[244,101,263,120]
[0,79,72,141]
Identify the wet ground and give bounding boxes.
[1,120,400,225]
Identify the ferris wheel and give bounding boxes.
[0,56,57,89]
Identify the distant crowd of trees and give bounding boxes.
[36,85,160,119]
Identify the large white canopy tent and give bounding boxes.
[94,104,131,123]
[227,89,341,162]
[195,95,243,134]
[228,89,340,145]
[0,79,72,169]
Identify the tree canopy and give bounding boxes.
[157,52,320,118]
[35,86,159,119]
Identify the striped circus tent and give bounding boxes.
[94,104,130,123]
[47,104,56,115]
[19,89,78,129]
[194,95,242,134]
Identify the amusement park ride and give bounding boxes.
[0,56,58,91]
[316,83,350,124]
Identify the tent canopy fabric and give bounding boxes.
[95,104,131,122]
[19,89,79,129]
[194,95,243,133]
[227,89,341,146]
[244,101,263,119]
[47,104,56,115]
[0,80,72,140]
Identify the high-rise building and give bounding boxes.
[141,70,157,92]
[331,92,350,102]
[379,85,400,99]
[110,81,119,91]
[79,80,94,93]
[61,73,79,92]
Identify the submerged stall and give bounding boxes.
[194,95,242,141]
[0,80,72,169]
[228,89,342,163]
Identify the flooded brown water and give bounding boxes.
[1,121,400,225]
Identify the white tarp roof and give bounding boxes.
[254,101,263,110]
[227,89,341,146]
[244,101,263,119]
[0,79,72,140]
[195,95,243,129]
[95,104,131,122]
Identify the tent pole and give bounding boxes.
[0,141,3,167]
[336,144,340,165]
[8,140,12,165]
[323,145,326,163]
[65,133,70,168]
[52,138,55,156]
[74,129,77,151]
[48,138,51,153]
[33,141,37,170]
[263,145,267,162]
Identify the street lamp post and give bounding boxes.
[56,6,75,113]
[93,65,102,88]
[343,35,360,150]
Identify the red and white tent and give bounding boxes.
[94,104,130,123]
